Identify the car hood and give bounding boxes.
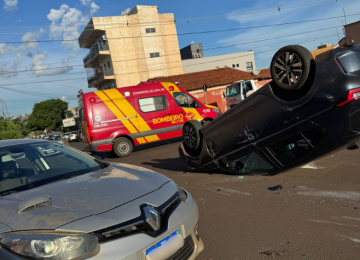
[0,163,170,232]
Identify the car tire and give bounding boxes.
[183,120,202,150]
[113,137,133,157]
[270,45,314,91]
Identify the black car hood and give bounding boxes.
[0,163,170,231]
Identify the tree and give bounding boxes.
[27,99,68,131]
[0,120,24,140]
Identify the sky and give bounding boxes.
[0,0,360,116]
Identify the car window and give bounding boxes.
[173,92,200,108]
[0,142,105,195]
[230,152,274,173]
[138,95,168,113]
[268,132,321,165]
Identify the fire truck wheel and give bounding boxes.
[183,120,202,150]
[113,137,133,157]
[270,45,314,91]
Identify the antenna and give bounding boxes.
[121,8,131,16]
[253,68,261,76]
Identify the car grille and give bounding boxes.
[92,193,181,243]
[167,235,195,260]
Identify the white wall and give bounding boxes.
[182,51,256,74]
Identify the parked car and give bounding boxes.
[63,132,70,139]
[42,132,64,144]
[69,131,78,142]
[78,81,220,157]
[179,44,360,175]
[0,139,204,260]
[76,129,82,142]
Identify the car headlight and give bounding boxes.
[212,108,221,117]
[0,231,99,260]
[177,186,188,202]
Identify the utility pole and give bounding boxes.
[343,8,347,25]
[0,100,6,120]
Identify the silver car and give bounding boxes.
[0,139,204,260]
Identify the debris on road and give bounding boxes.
[268,185,283,191]
[260,249,287,258]
[237,176,244,180]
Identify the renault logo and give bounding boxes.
[143,205,161,231]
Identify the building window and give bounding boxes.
[107,61,111,68]
[236,64,239,67]
[246,62,253,71]
[150,52,160,58]
[145,28,156,33]
[138,96,167,113]
[196,49,200,53]
[232,64,235,68]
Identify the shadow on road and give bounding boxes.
[142,157,188,172]
[91,137,183,159]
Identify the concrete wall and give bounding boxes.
[344,22,360,45]
[182,51,256,74]
[87,5,183,89]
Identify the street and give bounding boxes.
[70,140,360,260]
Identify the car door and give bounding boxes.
[135,92,179,142]
[240,93,301,143]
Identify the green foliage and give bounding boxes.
[0,120,24,140]
[27,99,68,131]
[65,110,74,119]
[12,120,30,136]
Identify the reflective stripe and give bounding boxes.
[102,89,160,143]
[94,91,138,134]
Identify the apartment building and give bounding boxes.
[78,5,183,90]
[181,48,256,74]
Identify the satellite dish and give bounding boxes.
[253,68,261,76]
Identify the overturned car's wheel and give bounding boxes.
[183,120,202,150]
[271,45,314,92]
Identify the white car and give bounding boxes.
[69,131,78,142]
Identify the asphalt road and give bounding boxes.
[70,140,360,260]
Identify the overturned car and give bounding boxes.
[179,44,360,175]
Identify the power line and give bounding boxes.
[0,33,337,91]
[0,26,341,76]
[0,12,358,44]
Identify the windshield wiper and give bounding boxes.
[63,173,84,179]
[94,159,110,169]
[0,190,19,197]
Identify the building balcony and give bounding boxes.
[87,69,115,88]
[83,43,110,68]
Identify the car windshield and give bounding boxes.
[226,84,238,97]
[43,133,61,141]
[173,92,200,108]
[0,142,106,195]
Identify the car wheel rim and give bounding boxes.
[274,52,303,87]
[183,124,197,149]
[118,142,129,154]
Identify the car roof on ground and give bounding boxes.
[0,139,48,148]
